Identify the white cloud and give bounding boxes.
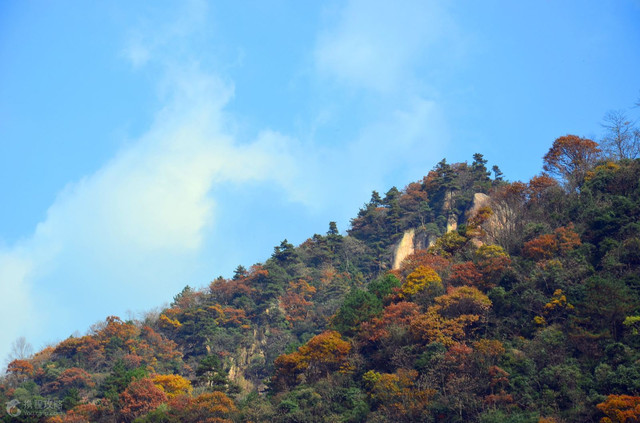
[0,0,457,364]
[315,0,455,93]
[0,67,304,363]
[124,38,151,68]
[0,252,37,363]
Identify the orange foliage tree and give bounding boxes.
[543,134,601,189]
[280,279,316,323]
[528,174,559,201]
[359,301,421,343]
[596,395,640,423]
[119,377,168,422]
[523,223,581,261]
[449,262,484,288]
[410,287,492,346]
[273,330,351,389]
[6,359,34,378]
[168,391,237,423]
[523,234,557,261]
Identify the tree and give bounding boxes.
[273,331,352,388]
[492,165,504,182]
[280,279,316,323]
[401,266,443,299]
[449,262,483,288]
[196,355,232,392]
[6,359,34,381]
[601,110,640,160]
[370,191,382,207]
[486,182,528,252]
[367,273,401,301]
[153,374,192,398]
[359,301,421,344]
[232,265,247,280]
[363,369,435,422]
[6,337,33,362]
[543,135,601,189]
[166,391,237,423]
[272,239,299,266]
[119,377,167,422]
[596,395,640,423]
[332,289,382,335]
[436,286,492,319]
[327,221,339,236]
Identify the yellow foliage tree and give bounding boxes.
[401,266,443,298]
[153,374,193,398]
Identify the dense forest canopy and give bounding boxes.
[2,111,640,422]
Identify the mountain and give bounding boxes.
[2,135,640,423]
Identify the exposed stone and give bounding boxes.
[466,193,491,219]
[446,215,458,233]
[391,229,438,269]
[392,229,415,269]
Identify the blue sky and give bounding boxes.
[1,0,639,362]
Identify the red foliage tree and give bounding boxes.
[528,173,559,201]
[543,135,601,189]
[523,234,558,261]
[523,223,581,261]
[398,250,450,276]
[119,377,167,422]
[359,301,421,343]
[449,262,484,288]
[57,368,95,390]
[280,279,316,323]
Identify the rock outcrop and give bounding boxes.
[467,192,491,218]
[392,229,437,269]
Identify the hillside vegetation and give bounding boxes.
[2,130,640,422]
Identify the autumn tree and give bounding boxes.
[363,368,436,422]
[596,394,640,423]
[401,265,444,301]
[280,279,316,323]
[273,331,351,389]
[396,250,450,280]
[523,224,580,261]
[166,391,237,423]
[436,286,492,318]
[355,302,421,360]
[119,377,167,422]
[528,173,559,204]
[153,374,192,398]
[449,262,484,288]
[474,244,511,288]
[543,135,601,190]
[6,359,34,384]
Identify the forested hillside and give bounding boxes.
[2,131,640,422]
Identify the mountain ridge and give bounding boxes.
[3,135,640,422]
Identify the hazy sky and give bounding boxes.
[1,0,639,362]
